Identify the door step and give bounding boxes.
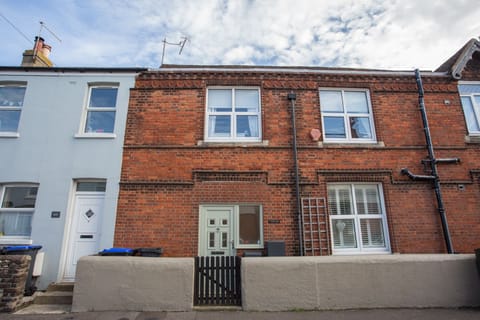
[34,282,74,305]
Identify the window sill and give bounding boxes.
[198,140,269,147]
[318,141,385,148]
[465,135,480,144]
[74,133,116,139]
[0,238,33,245]
[0,132,20,138]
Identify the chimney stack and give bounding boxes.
[21,36,53,67]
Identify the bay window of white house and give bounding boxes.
[458,83,480,135]
[319,89,376,143]
[327,183,390,254]
[206,88,261,142]
[0,185,38,240]
[0,84,26,134]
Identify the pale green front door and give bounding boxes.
[199,206,235,256]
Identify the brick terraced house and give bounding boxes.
[114,39,480,257]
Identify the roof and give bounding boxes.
[0,66,147,74]
[435,38,480,79]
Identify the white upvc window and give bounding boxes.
[0,85,26,134]
[319,89,376,143]
[205,87,261,142]
[458,83,480,135]
[81,85,118,135]
[0,184,38,240]
[328,183,390,254]
[236,205,263,249]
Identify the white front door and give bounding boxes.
[63,193,104,280]
[199,206,235,256]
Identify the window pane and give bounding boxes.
[208,89,232,112]
[461,97,480,132]
[0,212,32,236]
[349,117,372,139]
[208,115,231,137]
[76,181,106,192]
[0,87,26,107]
[458,84,480,94]
[324,117,346,138]
[328,186,352,215]
[2,187,38,208]
[344,91,368,113]
[85,111,115,133]
[0,110,21,132]
[236,115,259,137]
[239,205,260,245]
[355,186,380,215]
[332,219,356,248]
[360,218,385,247]
[221,232,228,248]
[320,91,343,112]
[235,89,259,112]
[89,88,117,108]
[209,232,215,248]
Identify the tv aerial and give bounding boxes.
[160,36,188,67]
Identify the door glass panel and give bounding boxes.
[208,232,215,248]
[76,181,106,192]
[209,219,215,225]
[221,232,228,248]
[222,219,228,225]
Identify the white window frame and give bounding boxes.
[205,87,262,142]
[328,183,390,254]
[458,81,480,136]
[0,184,38,243]
[0,84,26,137]
[77,84,118,138]
[319,88,377,143]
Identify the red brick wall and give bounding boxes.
[115,65,480,256]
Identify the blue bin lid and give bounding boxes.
[3,245,42,251]
[100,247,133,254]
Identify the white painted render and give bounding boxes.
[0,69,140,289]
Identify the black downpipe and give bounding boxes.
[288,93,303,256]
[414,69,454,254]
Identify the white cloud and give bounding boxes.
[1,0,479,69]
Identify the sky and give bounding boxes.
[1,0,479,70]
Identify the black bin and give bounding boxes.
[136,248,163,257]
[265,241,286,256]
[98,248,135,256]
[1,245,42,296]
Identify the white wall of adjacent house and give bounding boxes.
[0,70,138,289]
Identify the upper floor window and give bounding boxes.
[0,85,26,133]
[83,86,118,134]
[206,88,261,142]
[458,83,480,135]
[0,185,38,239]
[319,89,376,143]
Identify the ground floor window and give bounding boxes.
[0,184,38,238]
[327,183,390,254]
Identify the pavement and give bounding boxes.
[2,307,480,320]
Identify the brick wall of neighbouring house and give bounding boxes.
[115,65,480,256]
[0,255,30,312]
